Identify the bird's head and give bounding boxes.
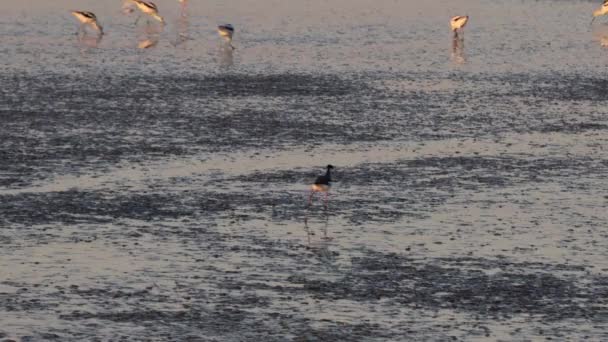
[326,164,334,170]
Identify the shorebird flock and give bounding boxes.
[71,0,608,51]
[71,0,235,48]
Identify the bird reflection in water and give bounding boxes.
[303,213,337,267]
[137,18,162,49]
[592,26,608,47]
[304,212,333,248]
[219,46,234,68]
[78,32,103,51]
[138,37,159,49]
[451,34,466,64]
[171,0,190,47]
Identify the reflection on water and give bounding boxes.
[138,37,158,49]
[451,35,466,64]
[304,211,332,245]
[592,26,608,47]
[137,23,163,49]
[77,31,103,51]
[172,1,190,48]
[304,211,337,267]
[219,46,234,68]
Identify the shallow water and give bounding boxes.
[1,0,608,341]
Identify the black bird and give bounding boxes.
[308,165,334,208]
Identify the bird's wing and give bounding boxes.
[81,12,97,20]
[146,1,158,10]
[604,0,608,6]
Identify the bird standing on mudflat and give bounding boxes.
[218,24,236,49]
[450,15,469,37]
[71,11,104,36]
[591,0,608,25]
[130,0,165,24]
[308,165,334,209]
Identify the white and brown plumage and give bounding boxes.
[131,0,164,24]
[450,15,469,33]
[71,11,103,35]
[591,0,608,25]
[218,24,235,49]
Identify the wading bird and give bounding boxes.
[591,0,608,25]
[450,15,469,36]
[71,11,103,35]
[130,0,164,25]
[308,165,334,209]
[218,24,235,49]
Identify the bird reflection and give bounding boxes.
[78,32,103,50]
[171,0,190,47]
[592,27,608,47]
[138,37,158,49]
[304,211,332,245]
[303,212,336,266]
[219,46,234,68]
[75,28,103,54]
[136,21,162,49]
[451,35,466,64]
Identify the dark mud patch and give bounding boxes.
[288,252,608,321]
[2,70,607,188]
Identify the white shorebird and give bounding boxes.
[71,11,103,35]
[591,0,608,25]
[130,0,165,24]
[450,15,469,35]
[218,24,235,49]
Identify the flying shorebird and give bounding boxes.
[218,24,235,49]
[130,0,164,24]
[450,15,469,35]
[591,0,608,25]
[308,165,334,209]
[71,11,103,35]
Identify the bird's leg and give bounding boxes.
[304,217,311,245]
[323,192,329,210]
[307,190,314,207]
[590,17,597,27]
[322,210,329,240]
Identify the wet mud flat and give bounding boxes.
[1,70,608,341]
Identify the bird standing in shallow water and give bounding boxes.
[71,11,103,36]
[130,0,165,25]
[218,24,235,49]
[450,15,469,37]
[308,165,334,209]
[591,0,608,25]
